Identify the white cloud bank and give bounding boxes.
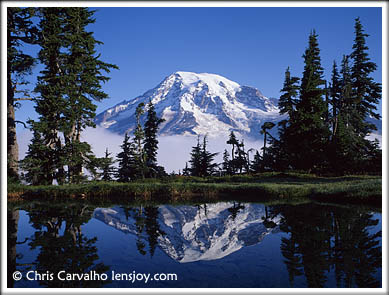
[158,135,264,173]
[18,126,264,173]
[17,126,383,174]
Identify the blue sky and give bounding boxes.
[15,6,382,132]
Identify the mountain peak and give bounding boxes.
[95,72,282,138]
[173,71,240,93]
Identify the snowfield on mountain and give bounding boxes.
[95,71,284,139]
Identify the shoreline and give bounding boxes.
[7,173,382,207]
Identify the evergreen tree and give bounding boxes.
[233,140,247,174]
[329,56,357,173]
[260,122,275,170]
[279,67,300,116]
[286,31,330,172]
[182,162,190,176]
[133,103,146,179]
[117,133,135,182]
[25,8,67,185]
[250,150,262,173]
[189,136,202,177]
[349,17,382,172]
[324,80,330,125]
[61,8,118,183]
[200,135,218,177]
[100,148,115,181]
[222,149,232,175]
[84,155,101,181]
[351,17,381,125]
[268,67,300,172]
[269,20,381,175]
[188,135,218,177]
[144,100,165,177]
[25,8,117,185]
[329,61,342,138]
[7,7,39,181]
[226,131,239,174]
[20,130,53,185]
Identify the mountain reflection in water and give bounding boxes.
[8,201,381,288]
[93,202,280,263]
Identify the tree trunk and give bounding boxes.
[263,133,267,157]
[65,122,84,183]
[7,102,19,177]
[7,61,19,179]
[247,153,250,174]
[56,136,65,185]
[262,132,267,171]
[74,123,83,181]
[332,95,338,138]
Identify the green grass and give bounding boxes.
[7,173,381,206]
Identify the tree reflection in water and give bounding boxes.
[9,201,381,288]
[7,209,19,288]
[120,205,165,257]
[18,203,109,287]
[271,203,381,288]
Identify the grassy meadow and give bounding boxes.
[8,172,382,207]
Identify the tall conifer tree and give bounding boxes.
[144,100,165,177]
[329,56,356,173]
[117,133,135,182]
[226,131,239,174]
[189,136,202,177]
[7,8,39,180]
[329,61,342,138]
[351,18,381,126]
[100,148,115,181]
[24,8,117,184]
[250,151,262,173]
[61,8,118,182]
[26,7,67,184]
[260,122,275,170]
[234,140,247,174]
[279,67,299,117]
[269,67,300,171]
[132,103,146,179]
[349,17,382,172]
[200,136,218,177]
[287,31,330,172]
[222,149,231,175]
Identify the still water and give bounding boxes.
[8,201,382,288]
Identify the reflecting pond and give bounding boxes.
[8,201,381,288]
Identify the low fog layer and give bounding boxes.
[82,127,265,173]
[18,126,264,174]
[18,126,382,175]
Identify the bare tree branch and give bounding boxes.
[14,97,33,101]
[15,120,28,128]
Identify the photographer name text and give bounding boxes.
[13,270,178,283]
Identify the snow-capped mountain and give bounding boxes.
[95,71,283,139]
[93,203,280,263]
